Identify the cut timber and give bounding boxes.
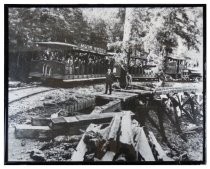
[31,117,51,126]
[183,125,203,133]
[97,113,122,140]
[148,131,174,161]
[134,127,155,161]
[50,111,134,130]
[108,114,121,140]
[155,87,197,95]
[71,124,102,161]
[131,84,154,91]
[90,100,121,115]
[101,151,115,161]
[95,92,138,102]
[120,112,134,145]
[114,89,153,96]
[15,125,51,139]
[100,114,122,161]
[65,97,95,114]
[63,77,106,82]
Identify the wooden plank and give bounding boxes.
[183,125,203,133]
[49,111,134,130]
[120,112,134,145]
[100,114,122,161]
[101,151,115,161]
[31,117,51,126]
[71,124,102,161]
[148,131,174,161]
[134,127,155,161]
[15,125,51,139]
[95,92,138,102]
[63,77,105,82]
[114,89,153,95]
[131,84,154,91]
[90,100,121,115]
[108,114,121,140]
[155,87,198,95]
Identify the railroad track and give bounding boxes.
[8,87,57,104]
[154,86,200,95]
[9,85,40,92]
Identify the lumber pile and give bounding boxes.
[15,111,134,139]
[71,111,173,162]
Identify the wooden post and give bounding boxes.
[156,101,168,143]
[167,94,187,141]
[148,131,174,161]
[134,127,155,161]
[177,92,197,124]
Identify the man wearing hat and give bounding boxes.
[104,68,115,95]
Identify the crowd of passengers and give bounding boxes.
[65,56,115,75]
[32,52,115,75]
[32,51,155,76]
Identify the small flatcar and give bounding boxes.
[127,56,158,81]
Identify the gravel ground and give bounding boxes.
[6,81,204,162]
[7,83,105,162]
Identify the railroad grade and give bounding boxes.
[9,85,41,92]
[9,86,57,104]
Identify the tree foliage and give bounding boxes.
[8,7,203,79]
[107,7,202,69]
[9,8,91,50]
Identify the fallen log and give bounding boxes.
[71,124,102,161]
[148,131,174,161]
[100,114,122,161]
[15,125,51,139]
[70,111,168,162]
[134,127,155,161]
[49,111,134,130]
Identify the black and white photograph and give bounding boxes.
[4,4,206,164]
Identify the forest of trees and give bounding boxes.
[8,7,203,80]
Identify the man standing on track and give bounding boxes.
[104,68,115,95]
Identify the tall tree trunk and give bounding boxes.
[123,8,132,42]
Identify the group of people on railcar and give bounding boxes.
[65,56,115,75]
[32,50,116,75]
[32,51,67,63]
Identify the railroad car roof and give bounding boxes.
[34,42,78,48]
[34,41,108,56]
[167,55,186,60]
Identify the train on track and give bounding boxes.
[164,55,202,81]
[29,42,113,82]
[28,41,201,83]
[29,42,159,82]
